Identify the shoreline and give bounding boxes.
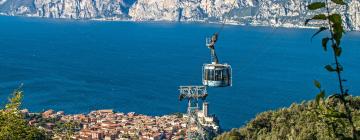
[0,14,325,31]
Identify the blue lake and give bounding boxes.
[0,16,359,130]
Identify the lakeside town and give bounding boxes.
[20,102,220,140]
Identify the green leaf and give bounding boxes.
[330,14,344,40]
[329,14,342,24]
[332,22,344,45]
[329,14,344,44]
[322,37,330,51]
[305,14,327,25]
[331,0,346,5]
[311,27,328,40]
[313,14,327,20]
[316,90,325,104]
[314,80,321,89]
[325,65,337,72]
[335,46,342,56]
[308,2,326,10]
[325,63,343,72]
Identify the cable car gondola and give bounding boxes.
[202,33,232,87]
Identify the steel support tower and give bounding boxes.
[179,86,208,140]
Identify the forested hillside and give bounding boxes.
[215,96,360,140]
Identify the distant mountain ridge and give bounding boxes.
[0,0,359,31]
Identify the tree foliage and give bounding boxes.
[214,97,360,140]
[305,0,358,139]
[217,0,359,139]
[0,86,47,140]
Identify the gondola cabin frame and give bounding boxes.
[202,63,232,87]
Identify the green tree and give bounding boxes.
[306,0,358,139]
[214,97,360,140]
[0,85,46,140]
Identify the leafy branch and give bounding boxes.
[0,85,47,139]
[306,0,358,139]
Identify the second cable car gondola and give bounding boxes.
[202,33,232,87]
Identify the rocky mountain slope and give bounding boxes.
[0,0,133,20]
[0,0,359,30]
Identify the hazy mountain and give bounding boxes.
[128,0,360,30]
[0,0,359,30]
[0,0,132,20]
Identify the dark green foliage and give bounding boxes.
[313,14,328,20]
[329,13,345,46]
[314,80,321,89]
[305,14,327,25]
[334,45,342,57]
[307,2,326,10]
[325,64,337,72]
[328,14,342,24]
[314,80,325,105]
[316,91,325,104]
[0,87,47,140]
[322,37,330,51]
[331,0,346,5]
[214,97,360,140]
[305,0,357,139]
[217,0,359,139]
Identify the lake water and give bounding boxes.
[0,16,359,130]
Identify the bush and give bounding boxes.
[0,88,47,140]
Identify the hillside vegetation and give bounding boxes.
[0,88,46,140]
[215,96,360,140]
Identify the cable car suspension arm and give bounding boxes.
[207,33,219,64]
